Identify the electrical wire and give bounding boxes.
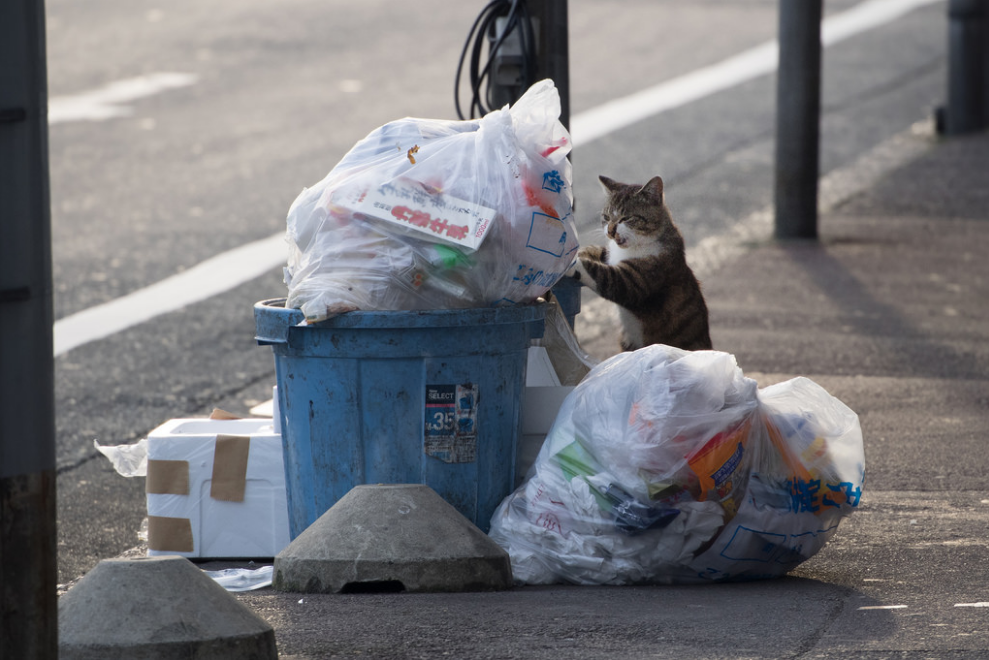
[454,0,538,119]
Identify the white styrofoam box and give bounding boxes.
[145,418,290,559]
[517,385,574,486]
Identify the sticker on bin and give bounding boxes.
[424,383,479,463]
[335,178,496,250]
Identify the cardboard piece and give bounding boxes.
[209,408,241,420]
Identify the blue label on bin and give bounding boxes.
[424,383,478,463]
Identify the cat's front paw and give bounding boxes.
[578,245,606,262]
[572,259,598,292]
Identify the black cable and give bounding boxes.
[455,0,538,120]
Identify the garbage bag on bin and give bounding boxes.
[488,345,865,585]
[284,80,579,322]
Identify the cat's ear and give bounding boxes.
[638,176,664,201]
[599,175,622,193]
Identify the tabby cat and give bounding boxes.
[570,175,712,352]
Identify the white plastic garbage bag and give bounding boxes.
[284,80,579,322]
[489,345,865,585]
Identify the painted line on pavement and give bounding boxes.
[568,0,943,147]
[48,72,198,124]
[858,605,908,611]
[54,234,286,357]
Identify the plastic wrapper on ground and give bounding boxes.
[284,80,578,321]
[489,345,865,585]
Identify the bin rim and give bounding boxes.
[254,298,546,345]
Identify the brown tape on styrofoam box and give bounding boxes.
[147,515,194,552]
[210,434,251,502]
[146,459,190,495]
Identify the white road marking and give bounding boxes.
[48,72,198,124]
[51,0,942,356]
[820,0,941,48]
[858,605,908,611]
[54,233,286,356]
[955,603,989,608]
[568,0,943,147]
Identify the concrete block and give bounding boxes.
[59,555,277,660]
[273,484,513,593]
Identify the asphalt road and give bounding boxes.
[49,0,950,589]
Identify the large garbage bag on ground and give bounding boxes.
[284,80,578,322]
[489,345,865,585]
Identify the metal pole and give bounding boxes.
[942,0,988,135]
[774,0,822,240]
[1,0,58,656]
[530,0,570,131]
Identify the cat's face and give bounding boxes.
[602,211,652,249]
[599,175,668,250]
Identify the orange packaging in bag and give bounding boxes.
[686,418,753,518]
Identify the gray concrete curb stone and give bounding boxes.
[58,555,277,660]
[273,484,513,593]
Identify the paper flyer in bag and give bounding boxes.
[335,178,496,251]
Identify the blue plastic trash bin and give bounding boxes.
[254,299,545,538]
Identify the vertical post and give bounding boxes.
[774,0,822,240]
[530,0,571,131]
[942,0,988,135]
[1,0,58,657]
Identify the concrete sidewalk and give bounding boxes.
[181,128,989,658]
